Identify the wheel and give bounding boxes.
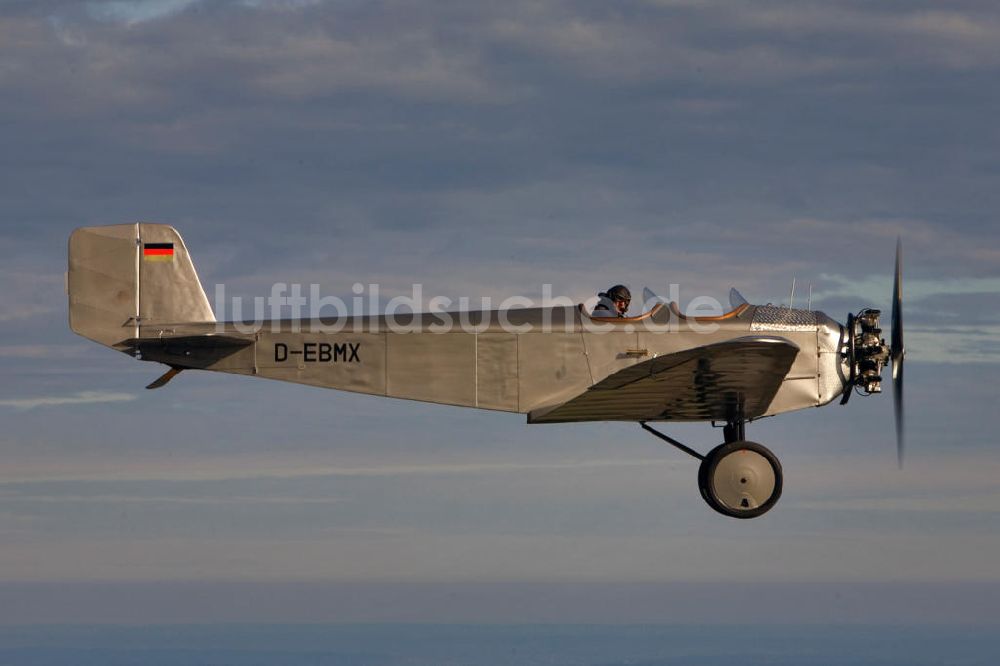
[697,440,783,519]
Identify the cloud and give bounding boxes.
[85,0,202,25]
[904,325,1000,363]
[3,528,1000,584]
[789,492,1000,513]
[1,0,999,593]
[0,391,136,410]
[0,345,89,359]
[0,493,346,506]
[0,457,678,484]
[0,269,63,323]
[0,305,55,323]
[814,275,1000,305]
[82,0,328,26]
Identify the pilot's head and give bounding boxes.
[607,284,631,316]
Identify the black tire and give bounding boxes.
[697,440,783,519]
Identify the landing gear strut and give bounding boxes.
[640,420,783,519]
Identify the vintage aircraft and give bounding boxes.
[68,223,904,518]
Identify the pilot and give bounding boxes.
[592,284,631,318]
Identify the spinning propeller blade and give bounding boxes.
[891,238,905,468]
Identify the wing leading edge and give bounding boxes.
[528,336,800,423]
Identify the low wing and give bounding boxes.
[528,336,800,423]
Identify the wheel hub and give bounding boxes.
[711,448,777,511]
[698,440,783,519]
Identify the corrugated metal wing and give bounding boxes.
[528,336,800,423]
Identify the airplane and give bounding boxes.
[67,223,904,519]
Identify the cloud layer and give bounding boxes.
[0,0,998,615]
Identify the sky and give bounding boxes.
[1,0,999,625]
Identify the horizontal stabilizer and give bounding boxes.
[124,334,253,370]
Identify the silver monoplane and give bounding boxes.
[68,224,905,518]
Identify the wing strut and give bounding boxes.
[639,422,705,461]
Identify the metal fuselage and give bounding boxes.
[132,303,849,422]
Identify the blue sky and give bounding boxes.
[1,0,999,624]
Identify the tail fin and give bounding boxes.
[68,223,215,348]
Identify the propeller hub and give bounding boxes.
[846,308,891,395]
[840,238,904,467]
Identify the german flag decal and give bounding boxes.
[143,242,175,262]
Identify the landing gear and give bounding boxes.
[698,441,782,519]
[640,421,783,519]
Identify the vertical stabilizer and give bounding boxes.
[68,223,214,349]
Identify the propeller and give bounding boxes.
[891,238,905,468]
